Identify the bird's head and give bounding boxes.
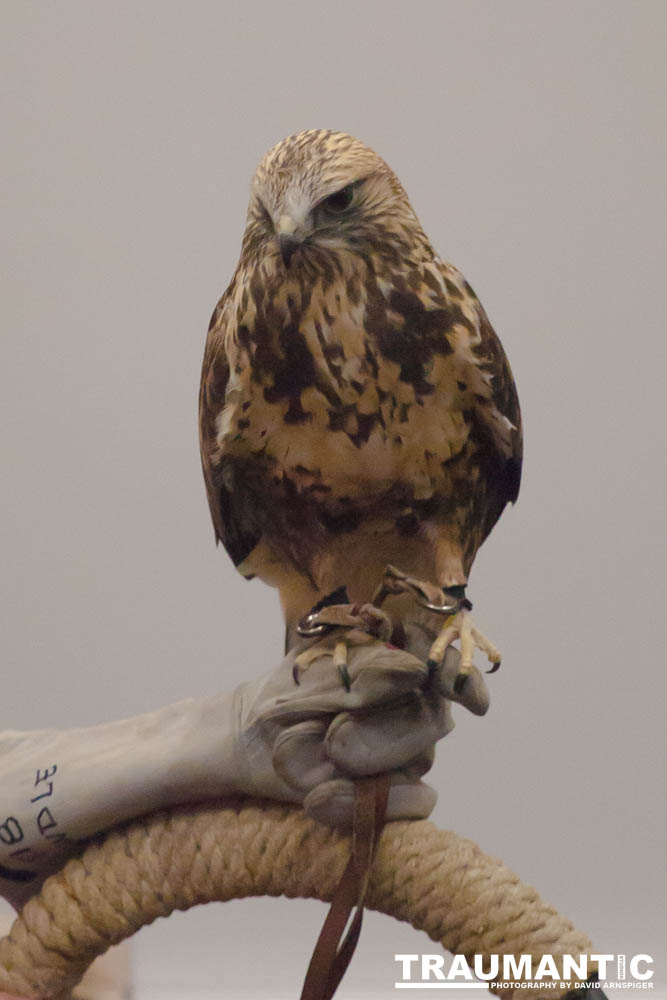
[241,130,433,271]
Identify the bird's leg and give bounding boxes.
[426,590,501,685]
[293,595,393,688]
[371,564,457,613]
[373,565,501,684]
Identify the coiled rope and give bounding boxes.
[0,798,592,1000]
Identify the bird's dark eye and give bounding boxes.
[321,184,355,214]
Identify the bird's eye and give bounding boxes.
[321,184,355,214]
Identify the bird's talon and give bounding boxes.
[338,664,351,691]
[425,604,502,683]
[292,643,329,683]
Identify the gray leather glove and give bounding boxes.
[0,632,489,910]
[240,628,489,826]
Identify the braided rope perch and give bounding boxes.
[0,799,592,1000]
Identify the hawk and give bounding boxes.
[199,130,522,669]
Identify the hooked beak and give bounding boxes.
[279,233,301,267]
[276,214,302,268]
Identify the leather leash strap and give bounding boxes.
[299,774,391,1000]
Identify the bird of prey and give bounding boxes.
[199,130,522,669]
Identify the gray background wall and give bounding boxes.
[1,2,665,997]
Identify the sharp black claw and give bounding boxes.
[486,660,501,674]
[338,665,351,691]
[292,664,301,685]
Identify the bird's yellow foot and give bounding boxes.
[292,637,353,689]
[294,598,393,689]
[372,566,501,686]
[427,603,501,689]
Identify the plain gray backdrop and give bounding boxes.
[1,1,665,997]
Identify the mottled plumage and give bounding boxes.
[199,130,522,634]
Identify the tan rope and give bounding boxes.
[0,799,592,1000]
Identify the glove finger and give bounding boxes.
[304,777,437,828]
[434,652,490,716]
[272,719,339,792]
[324,694,453,777]
[401,745,436,779]
[386,776,437,819]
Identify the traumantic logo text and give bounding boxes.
[394,954,655,990]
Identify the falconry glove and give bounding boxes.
[0,636,488,910]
